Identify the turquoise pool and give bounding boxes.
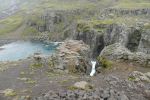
[0,41,57,61]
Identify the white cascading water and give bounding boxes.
[90,61,96,76]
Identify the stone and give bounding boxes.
[74,81,92,90]
[129,71,150,82]
[101,90,110,99]
[120,94,129,100]
[144,90,150,98]
[145,72,150,78]
[108,96,116,100]
[54,40,90,73]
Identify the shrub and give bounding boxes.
[97,56,113,68]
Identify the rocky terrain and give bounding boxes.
[0,0,150,100]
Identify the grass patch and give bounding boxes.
[3,89,17,97]
[67,86,78,90]
[30,63,43,70]
[128,76,136,81]
[77,19,114,33]
[59,80,69,84]
[114,3,150,8]
[0,15,23,35]
[97,57,113,69]
[22,26,38,36]
[113,0,150,8]
[17,77,36,84]
[36,0,96,10]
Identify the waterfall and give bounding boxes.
[90,61,96,76]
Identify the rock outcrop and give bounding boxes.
[129,71,150,82]
[24,4,150,66]
[101,8,150,17]
[52,40,91,73]
[75,21,150,66]
[100,43,150,67]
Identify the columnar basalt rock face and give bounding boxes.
[75,29,105,58]
[138,29,150,54]
[26,7,150,66]
[101,8,150,17]
[103,24,129,46]
[75,22,150,66]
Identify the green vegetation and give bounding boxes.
[67,86,78,90]
[0,0,149,37]
[17,77,36,84]
[0,15,23,35]
[97,57,113,68]
[3,89,17,97]
[35,0,96,11]
[30,63,43,69]
[59,80,69,84]
[77,19,115,33]
[22,26,38,36]
[113,0,150,8]
[128,76,136,81]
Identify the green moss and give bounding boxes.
[17,77,36,84]
[48,59,55,68]
[67,86,78,90]
[77,22,91,32]
[77,19,114,33]
[25,79,36,84]
[97,57,113,68]
[59,80,69,84]
[3,89,17,97]
[128,76,136,81]
[30,63,43,70]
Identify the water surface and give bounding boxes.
[0,41,57,61]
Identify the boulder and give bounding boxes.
[73,81,92,90]
[100,43,150,67]
[129,71,150,82]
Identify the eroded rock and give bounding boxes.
[52,40,90,73]
[129,71,150,82]
[100,43,150,67]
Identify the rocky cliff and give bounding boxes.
[24,5,150,67]
[0,0,149,67]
